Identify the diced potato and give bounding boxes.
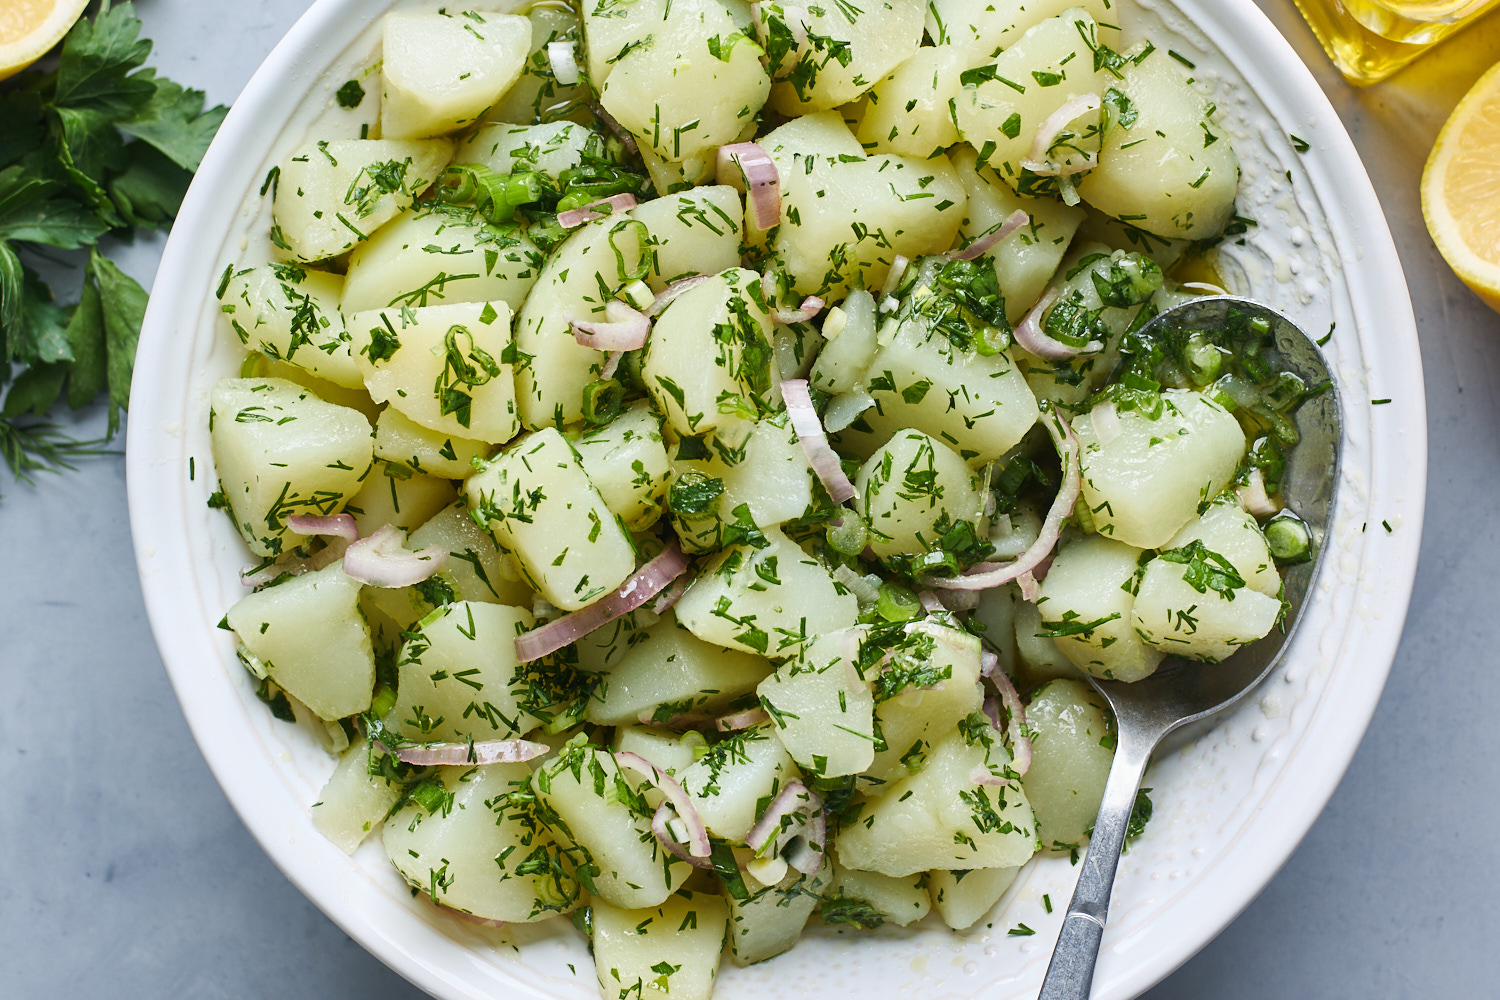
[488,6,586,124]
[533,745,692,908]
[384,763,579,922]
[638,143,720,197]
[1163,500,1280,597]
[514,214,646,429]
[864,622,985,787]
[613,725,704,776]
[758,626,876,779]
[209,378,373,557]
[679,725,798,842]
[389,601,539,742]
[349,300,519,445]
[570,608,662,673]
[239,354,380,423]
[630,186,745,290]
[342,203,544,315]
[950,145,1086,323]
[674,525,859,658]
[1012,598,1084,684]
[953,12,1112,195]
[726,860,830,966]
[311,740,403,855]
[643,267,775,439]
[927,866,1018,931]
[466,428,636,611]
[810,288,877,395]
[344,462,456,537]
[1036,534,1163,682]
[1077,50,1240,240]
[455,121,596,182]
[586,617,771,726]
[927,0,1113,60]
[758,0,925,114]
[221,264,361,388]
[372,407,490,481]
[379,11,530,140]
[1074,390,1245,548]
[571,401,671,531]
[408,501,533,607]
[591,891,729,1000]
[1021,679,1114,849]
[601,0,770,164]
[855,47,966,157]
[824,864,931,928]
[581,0,666,86]
[1130,550,1283,663]
[856,429,987,559]
[227,563,374,720]
[273,138,453,263]
[836,722,1038,876]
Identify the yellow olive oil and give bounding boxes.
[1294,0,1500,84]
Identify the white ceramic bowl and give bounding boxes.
[127,2,1426,997]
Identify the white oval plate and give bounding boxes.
[127,1,1426,997]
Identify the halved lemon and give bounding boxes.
[1423,60,1500,314]
[0,0,89,82]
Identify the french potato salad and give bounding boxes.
[209,0,1323,995]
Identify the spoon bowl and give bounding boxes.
[1037,296,1341,1000]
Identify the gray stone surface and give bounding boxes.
[2,0,1497,996]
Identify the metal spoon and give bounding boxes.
[1036,296,1341,1000]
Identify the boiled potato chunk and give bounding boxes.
[534,745,691,908]
[864,622,985,787]
[342,203,543,315]
[408,501,533,607]
[810,288,877,395]
[855,47,966,158]
[837,723,1037,876]
[384,763,579,922]
[1076,391,1244,549]
[372,407,490,481]
[1078,51,1240,239]
[344,462,455,537]
[726,860,830,966]
[674,524,858,657]
[380,11,530,139]
[613,725,703,776]
[515,215,646,429]
[758,0,925,114]
[273,138,453,263]
[1013,598,1085,685]
[209,378,373,557]
[1131,551,1283,663]
[389,601,538,742]
[757,626,876,779]
[455,121,595,183]
[823,864,931,927]
[1021,679,1115,848]
[488,5,586,124]
[643,267,775,439]
[1164,500,1280,597]
[571,401,671,531]
[680,725,799,843]
[312,740,403,854]
[585,617,771,726]
[1036,534,1164,683]
[581,0,666,86]
[928,0,1113,60]
[601,0,770,164]
[927,866,1019,931]
[221,264,361,388]
[591,891,729,1000]
[227,563,374,720]
[466,428,636,611]
[630,186,744,290]
[856,429,987,559]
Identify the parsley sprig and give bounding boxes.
[0,1,226,494]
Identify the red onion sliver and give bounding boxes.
[570,299,651,350]
[649,575,688,615]
[241,561,304,588]
[1025,93,1102,175]
[987,665,1032,776]
[1016,570,1041,603]
[645,274,712,317]
[781,378,856,504]
[950,209,1030,261]
[716,707,770,732]
[287,513,359,541]
[1014,287,1101,360]
[744,780,825,874]
[651,802,713,869]
[970,763,1006,787]
[772,295,824,325]
[375,737,550,767]
[547,40,580,86]
[717,142,781,230]
[918,589,945,614]
[558,193,638,229]
[929,408,1080,592]
[515,541,689,662]
[980,648,999,678]
[615,751,712,859]
[593,104,639,156]
[600,351,624,381]
[344,525,449,588]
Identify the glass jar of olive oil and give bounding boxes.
[1294,0,1500,84]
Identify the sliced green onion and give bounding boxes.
[369,683,397,719]
[826,514,870,556]
[1265,511,1312,564]
[582,378,625,426]
[876,582,922,623]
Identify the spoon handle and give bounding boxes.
[1037,731,1157,1000]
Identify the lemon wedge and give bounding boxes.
[0,0,89,82]
[1423,61,1500,313]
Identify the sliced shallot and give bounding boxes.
[772,295,824,325]
[557,193,638,229]
[614,750,712,860]
[929,408,1080,592]
[1014,287,1103,360]
[514,541,689,661]
[986,663,1032,776]
[781,378,856,504]
[1237,467,1278,518]
[651,802,713,869]
[287,513,359,541]
[717,142,781,230]
[950,209,1030,261]
[570,299,651,350]
[375,737,551,767]
[344,525,449,588]
[645,274,712,317]
[1023,94,1102,176]
[744,780,826,874]
[715,707,770,731]
[547,40,580,86]
[880,254,910,297]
